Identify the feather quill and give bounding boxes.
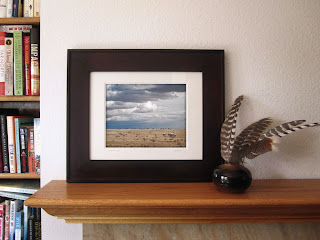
[220,95,244,162]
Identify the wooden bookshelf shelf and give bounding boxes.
[0,17,40,25]
[24,179,320,224]
[0,173,40,179]
[0,96,40,102]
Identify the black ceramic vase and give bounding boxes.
[213,164,252,193]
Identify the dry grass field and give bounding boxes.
[106,129,186,147]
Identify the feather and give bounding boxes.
[220,95,244,162]
[242,122,319,160]
[230,118,272,164]
[242,138,276,160]
[259,120,306,140]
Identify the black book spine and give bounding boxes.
[28,215,35,240]
[34,208,41,240]
[0,115,9,173]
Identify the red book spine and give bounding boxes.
[27,126,35,173]
[23,34,31,95]
[0,32,5,95]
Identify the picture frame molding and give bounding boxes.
[67,49,224,183]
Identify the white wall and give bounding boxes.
[41,0,320,239]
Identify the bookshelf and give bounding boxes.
[0,18,40,178]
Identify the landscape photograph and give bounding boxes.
[106,84,186,147]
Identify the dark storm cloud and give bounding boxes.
[106,84,186,103]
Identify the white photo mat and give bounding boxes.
[90,72,203,160]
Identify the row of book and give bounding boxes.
[0,0,40,18]
[0,25,39,96]
[0,179,41,240]
[0,115,40,174]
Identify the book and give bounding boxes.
[0,115,9,173]
[4,200,9,240]
[33,119,40,175]
[0,192,30,201]
[0,202,4,240]
[6,116,16,173]
[23,0,33,17]
[12,0,22,17]
[15,118,34,173]
[27,126,35,173]
[27,216,34,240]
[30,28,39,96]
[19,128,28,173]
[9,200,23,240]
[0,26,32,34]
[33,209,40,240]
[0,180,39,194]
[0,0,7,18]
[22,206,30,240]
[14,211,23,240]
[4,33,13,96]
[6,0,12,18]
[13,31,23,96]
[0,32,5,95]
[23,33,31,96]
[0,138,2,173]
[33,0,40,17]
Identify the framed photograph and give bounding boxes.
[67,49,224,182]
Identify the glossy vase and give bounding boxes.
[213,164,252,193]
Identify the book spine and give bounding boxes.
[0,138,3,173]
[22,206,28,240]
[30,28,39,96]
[23,34,31,96]
[14,119,21,173]
[0,0,7,18]
[27,127,35,173]
[4,200,9,240]
[0,203,4,240]
[0,192,29,201]
[0,217,3,240]
[13,31,23,96]
[9,201,15,240]
[4,33,13,96]
[6,0,12,18]
[33,209,40,240]
[14,211,22,240]
[3,25,32,34]
[23,0,28,17]
[34,119,40,175]
[12,0,18,17]
[20,128,28,173]
[33,0,39,17]
[0,116,9,173]
[0,32,5,95]
[27,216,34,240]
[17,0,22,18]
[27,0,33,17]
[6,116,16,173]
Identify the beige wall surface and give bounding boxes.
[84,223,320,240]
[41,0,320,239]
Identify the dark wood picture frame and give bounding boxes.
[67,49,224,183]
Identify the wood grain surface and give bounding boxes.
[25,179,320,224]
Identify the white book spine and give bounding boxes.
[28,0,33,17]
[33,0,40,17]
[9,201,15,240]
[6,116,16,173]
[0,0,7,18]
[4,36,13,96]
[6,0,12,18]
[23,0,28,17]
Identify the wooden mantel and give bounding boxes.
[24,180,320,224]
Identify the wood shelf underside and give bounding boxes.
[25,179,320,224]
[0,173,40,179]
[0,17,40,25]
[0,96,40,102]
